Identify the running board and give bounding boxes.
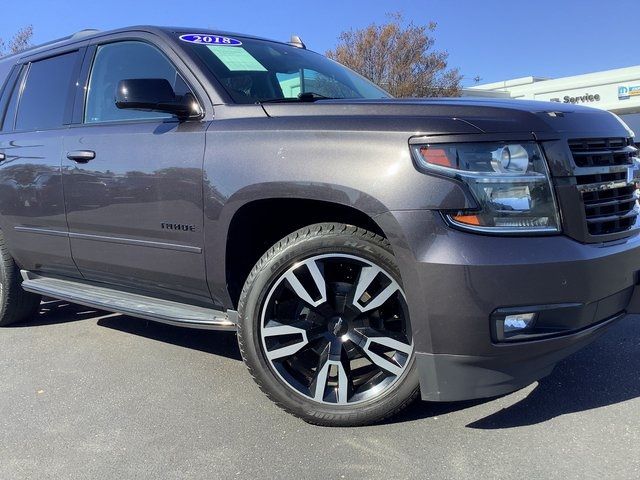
[20,271,237,331]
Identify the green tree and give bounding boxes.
[326,14,461,98]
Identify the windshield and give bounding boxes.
[177,34,391,104]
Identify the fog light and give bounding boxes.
[504,313,536,332]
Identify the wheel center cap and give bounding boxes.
[329,316,349,337]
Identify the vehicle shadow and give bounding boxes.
[96,314,242,361]
[10,299,241,360]
[393,314,640,428]
[7,299,111,327]
[16,302,640,427]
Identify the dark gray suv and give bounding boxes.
[0,26,638,426]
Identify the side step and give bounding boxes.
[20,271,236,331]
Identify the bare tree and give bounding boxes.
[326,13,461,98]
[0,25,34,57]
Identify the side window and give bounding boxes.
[85,41,192,124]
[15,51,79,131]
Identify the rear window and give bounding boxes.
[15,51,79,131]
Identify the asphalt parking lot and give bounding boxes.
[1,300,639,480]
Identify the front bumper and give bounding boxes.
[377,210,640,402]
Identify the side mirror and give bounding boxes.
[115,78,201,120]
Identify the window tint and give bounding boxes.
[85,41,192,124]
[15,51,78,131]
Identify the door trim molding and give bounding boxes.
[14,226,69,237]
[14,226,202,253]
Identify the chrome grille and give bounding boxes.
[569,138,639,237]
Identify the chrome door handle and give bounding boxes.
[66,150,95,163]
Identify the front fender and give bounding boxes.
[202,125,474,308]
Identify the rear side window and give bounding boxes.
[85,41,192,124]
[15,51,79,131]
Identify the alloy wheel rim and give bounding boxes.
[260,253,413,405]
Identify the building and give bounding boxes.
[467,65,640,139]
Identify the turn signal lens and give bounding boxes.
[451,214,481,226]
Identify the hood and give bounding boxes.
[261,97,633,138]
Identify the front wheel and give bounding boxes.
[237,223,418,426]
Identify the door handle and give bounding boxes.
[66,150,95,163]
[0,152,5,162]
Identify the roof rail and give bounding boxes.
[71,29,100,39]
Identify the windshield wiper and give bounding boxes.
[297,92,333,101]
[257,92,336,104]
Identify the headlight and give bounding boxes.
[413,141,560,233]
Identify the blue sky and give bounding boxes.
[2,0,636,86]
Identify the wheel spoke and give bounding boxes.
[311,345,350,404]
[348,328,412,377]
[362,347,403,376]
[262,322,309,360]
[366,333,413,356]
[312,359,331,402]
[352,265,400,312]
[284,259,327,307]
[311,344,331,401]
[335,361,349,404]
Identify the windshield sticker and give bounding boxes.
[179,34,242,46]
[206,45,267,72]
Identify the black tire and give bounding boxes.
[0,232,41,327]
[237,223,419,426]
